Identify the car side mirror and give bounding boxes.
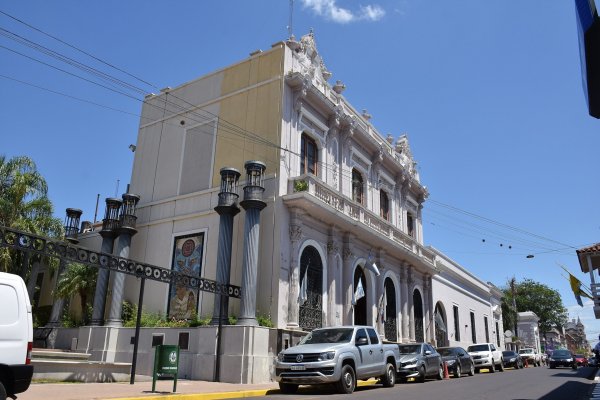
[356,337,368,346]
[425,350,432,355]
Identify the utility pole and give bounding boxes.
[510,277,518,337]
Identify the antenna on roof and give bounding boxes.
[287,0,294,39]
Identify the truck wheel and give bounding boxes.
[0,381,6,400]
[382,363,396,387]
[336,364,356,394]
[278,383,298,394]
[468,363,475,376]
[489,359,495,373]
[498,359,505,372]
[417,365,426,383]
[437,364,444,380]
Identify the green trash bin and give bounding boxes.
[152,345,180,392]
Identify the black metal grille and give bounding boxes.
[299,246,322,332]
[384,279,397,341]
[0,226,241,297]
[282,353,321,363]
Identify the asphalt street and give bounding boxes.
[255,366,598,400]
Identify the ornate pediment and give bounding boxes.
[288,30,332,85]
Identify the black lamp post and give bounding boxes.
[91,198,122,326]
[213,167,241,382]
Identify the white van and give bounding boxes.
[0,272,33,399]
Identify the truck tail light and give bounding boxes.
[26,341,33,365]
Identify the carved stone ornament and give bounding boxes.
[289,225,302,242]
[295,30,333,84]
[332,80,346,94]
[327,241,339,255]
[343,248,353,261]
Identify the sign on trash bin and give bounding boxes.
[152,345,179,392]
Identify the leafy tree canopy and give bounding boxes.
[501,277,568,335]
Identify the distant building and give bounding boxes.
[517,311,541,354]
[564,317,591,353]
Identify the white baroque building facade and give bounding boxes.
[67,33,504,382]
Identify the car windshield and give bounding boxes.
[503,351,515,357]
[467,344,489,352]
[575,354,584,358]
[551,350,571,357]
[437,348,455,356]
[399,344,421,354]
[299,328,353,344]
[518,349,533,354]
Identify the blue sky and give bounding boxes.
[2,1,599,344]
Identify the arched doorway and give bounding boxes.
[434,302,448,347]
[413,289,424,342]
[383,278,397,341]
[353,267,367,325]
[299,246,323,331]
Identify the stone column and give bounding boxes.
[423,274,431,342]
[326,233,340,326]
[91,198,121,326]
[105,194,140,327]
[408,267,415,341]
[427,274,434,343]
[211,168,241,325]
[237,161,267,326]
[342,235,354,325]
[400,264,409,342]
[286,219,302,329]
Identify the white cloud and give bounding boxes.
[301,0,385,24]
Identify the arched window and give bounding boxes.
[352,169,364,204]
[301,134,318,175]
[380,191,389,220]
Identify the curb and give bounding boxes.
[112,379,379,400]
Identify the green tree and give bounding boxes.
[501,278,568,339]
[0,155,63,273]
[55,262,97,325]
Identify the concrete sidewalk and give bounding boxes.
[18,380,281,400]
[19,378,379,400]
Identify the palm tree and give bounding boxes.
[55,262,97,325]
[0,155,63,274]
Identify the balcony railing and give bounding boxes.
[287,174,435,267]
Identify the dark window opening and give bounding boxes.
[352,169,364,204]
[380,191,389,220]
[301,134,318,175]
[453,305,460,341]
[470,312,476,343]
[484,316,490,343]
[407,213,415,237]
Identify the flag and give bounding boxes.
[435,311,447,333]
[352,278,365,306]
[298,271,308,305]
[365,253,380,276]
[378,286,387,324]
[569,273,592,307]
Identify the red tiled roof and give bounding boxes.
[576,243,600,255]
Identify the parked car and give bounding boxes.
[589,356,598,367]
[275,326,401,394]
[548,349,577,370]
[0,272,34,400]
[437,346,475,378]
[467,343,504,373]
[574,354,589,367]
[502,350,523,369]
[397,343,443,383]
[518,348,541,367]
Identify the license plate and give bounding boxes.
[290,365,305,371]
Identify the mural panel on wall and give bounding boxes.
[168,233,205,319]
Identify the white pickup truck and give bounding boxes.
[467,343,504,373]
[275,326,401,394]
[518,348,541,367]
